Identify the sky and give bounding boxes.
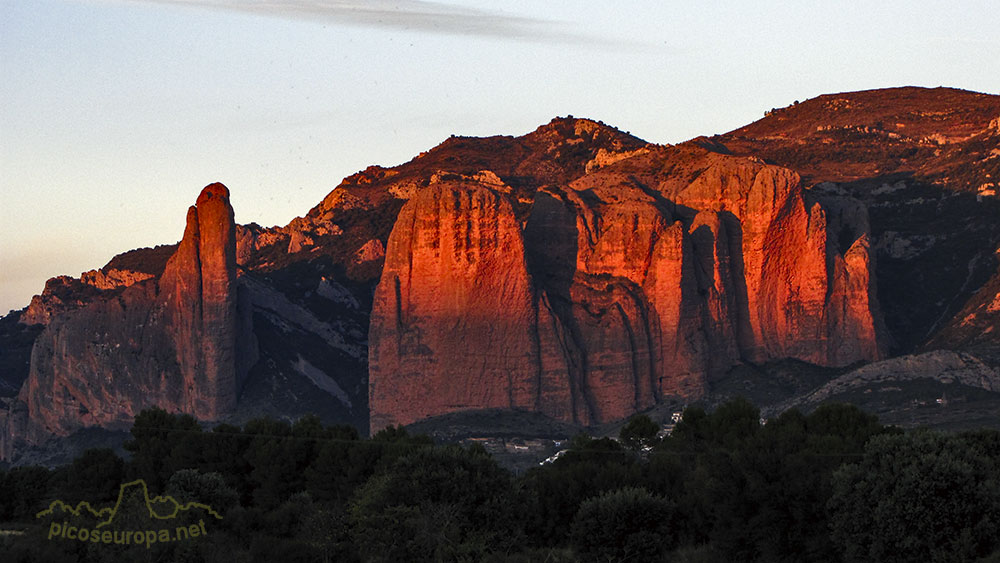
[2,0,999,314]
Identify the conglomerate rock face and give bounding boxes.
[157,183,252,419]
[369,178,541,430]
[1,184,257,457]
[8,87,994,455]
[369,143,887,430]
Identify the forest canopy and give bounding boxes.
[2,400,999,563]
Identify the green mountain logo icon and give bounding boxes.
[37,479,222,548]
[37,479,223,527]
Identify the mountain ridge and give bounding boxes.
[2,86,999,462]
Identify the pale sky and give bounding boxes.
[2,0,999,314]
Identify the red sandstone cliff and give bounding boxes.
[159,183,245,419]
[1,184,256,457]
[369,140,887,430]
[9,89,986,454]
[369,176,543,430]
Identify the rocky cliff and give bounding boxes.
[369,177,543,430]
[369,139,887,429]
[3,87,998,458]
[1,184,257,458]
[717,86,1000,354]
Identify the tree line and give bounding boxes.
[2,398,999,562]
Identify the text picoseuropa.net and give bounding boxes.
[46,519,209,548]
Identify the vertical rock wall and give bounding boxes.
[369,179,541,430]
[159,183,242,419]
[369,154,886,430]
[2,184,256,457]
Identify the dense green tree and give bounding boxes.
[198,423,254,502]
[829,430,1000,563]
[303,433,372,505]
[570,487,677,563]
[327,424,361,442]
[304,422,431,507]
[0,539,79,563]
[567,431,595,450]
[371,424,433,448]
[805,402,888,454]
[350,445,519,562]
[704,397,760,446]
[165,469,239,514]
[248,535,322,563]
[242,417,307,509]
[566,435,624,456]
[124,407,202,489]
[49,448,124,505]
[713,409,843,562]
[301,505,357,563]
[0,465,51,520]
[669,405,710,445]
[959,428,1000,460]
[15,397,994,562]
[519,435,636,548]
[619,414,660,450]
[370,424,411,443]
[291,414,329,440]
[656,400,889,562]
[667,398,760,454]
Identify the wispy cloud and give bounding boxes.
[129,0,602,44]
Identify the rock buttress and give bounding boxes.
[672,158,885,366]
[368,178,541,430]
[369,153,885,430]
[2,184,255,458]
[159,183,243,419]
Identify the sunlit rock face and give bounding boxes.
[369,177,542,431]
[667,156,885,367]
[158,183,254,419]
[369,142,886,430]
[2,184,257,457]
[4,102,933,456]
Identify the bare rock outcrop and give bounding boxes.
[369,176,541,430]
[158,183,251,419]
[19,276,103,326]
[354,239,386,264]
[11,96,995,456]
[2,184,257,458]
[369,146,887,430]
[80,268,154,291]
[770,350,1000,415]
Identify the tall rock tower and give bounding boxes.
[1,184,256,459]
[159,183,241,419]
